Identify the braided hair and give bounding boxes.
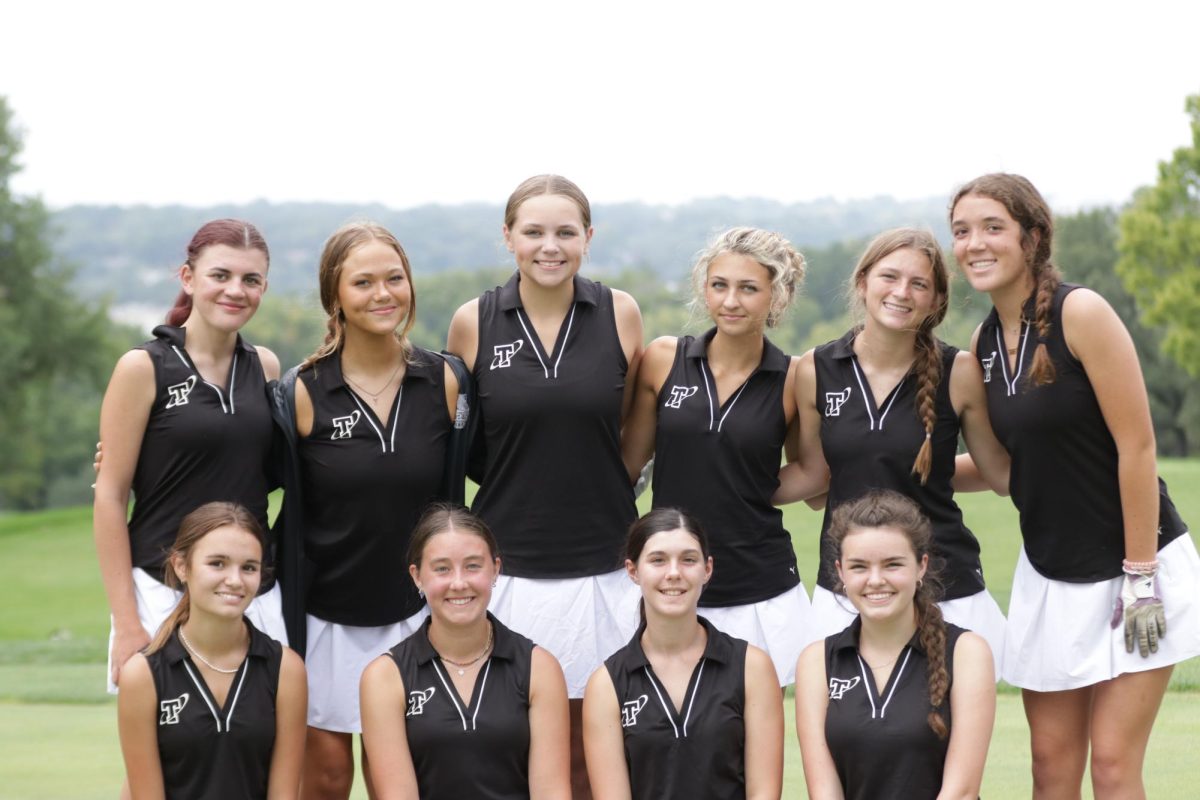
[827,490,950,739]
[951,173,1060,387]
[850,229,950,484]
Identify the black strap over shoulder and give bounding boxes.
[437,350,478,505]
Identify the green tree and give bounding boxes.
[1116,92,1200,376]
[1060,208,1199,455]
[0,97,130,509]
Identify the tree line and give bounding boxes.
[2,93,1198,510]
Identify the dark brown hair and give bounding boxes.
[503,174,592,230]
[851,228,950,484]
[828,490,949,739]
[950,173,1060,386]
[167,219,270,326]
[145,502,268,655]
[407,503,500,571]
[624,507,710,625]
[302,222,416,370]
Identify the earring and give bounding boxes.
[417,589,424,600]
[917,579,924,589]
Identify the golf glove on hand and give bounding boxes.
[1110,571,1166,657]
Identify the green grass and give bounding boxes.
[1,459,1197,796]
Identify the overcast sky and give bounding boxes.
[3,0,1197,212]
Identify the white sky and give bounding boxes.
[3,0,1197,211]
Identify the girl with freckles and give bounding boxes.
[583,508,784,800]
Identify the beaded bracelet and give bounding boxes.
[1122,558,1159,576]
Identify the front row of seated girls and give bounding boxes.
[119,492,991,799]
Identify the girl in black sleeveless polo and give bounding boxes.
[95,220,288,696]
[951,173,1200,798]
[361,505,571,799]
[583,509,783,800]
[622,227,815,686]
[118,502,307,800]
[795,491,994,800]
[777,228,1011,672]
[273,223,461,799]
[446,175,643,796]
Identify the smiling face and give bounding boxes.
[626,528,713,619]
[181,244,268,333]
[336,238,413,337]
[835,525,927,623]
[172,524,263,621]
[410,528,500,626]
[858,247,941,334]
[503,193,593,290]
[950,194,1036,298]
[705,253,773,335]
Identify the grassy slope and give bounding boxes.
[1,460,1197,795]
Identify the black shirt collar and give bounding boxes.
[620,615,735,672]
[497,271,601,312]
[412,612,519,666]
[829,615,926,657]
[153,324,254,355]
[683,327,789,373]
[307,348,434,396]
[826,327,861,361]
[164,619,274,666]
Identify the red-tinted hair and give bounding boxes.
[166,219,270,326]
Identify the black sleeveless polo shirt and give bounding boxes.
[824,618,964,800]
[814,330,986,600]
[298,348,449,625]
[604,617,748,799]
[146,621,282,799]
[976,284,1185,581]
[388,614,534,800]
[128,325,273,586]
[471,273,636,577]
[651,330,799,606]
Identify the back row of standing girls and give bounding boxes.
[95,171,1200,799]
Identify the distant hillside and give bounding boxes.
[50,196,951,307]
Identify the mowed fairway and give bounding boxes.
[2,460,1197,798]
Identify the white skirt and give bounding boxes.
[106,567,287,693]
[699,582,813,686]
[305,609,430,733]
[810,584,1006,678]
[488,568,640,698]
[1003,533,1200,691]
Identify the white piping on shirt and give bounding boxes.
[849,357,904,431]
[854,647,913,720]
[171,345,236,415]
[346,387,402,454]
[698,361,749,433]
[515,305,578,379]
[993,325,1029,397]
[183,661,225,733]
[223,662,250,729]
[643,660,706,739]
[430,660,469,731]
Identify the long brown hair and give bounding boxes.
[145,502,268,655]
[167,219,270,326]
[828,490,949,739]
[950,173,1059,386]
[850,229,949,484]
[302,222,416,370]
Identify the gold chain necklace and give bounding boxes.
[344,361,403,401]
[436,624,494,676]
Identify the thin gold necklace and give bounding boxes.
[436,624,494,676]
[179,627,243,674]
[344,361,402,401]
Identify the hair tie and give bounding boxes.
[925,432,932,440]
